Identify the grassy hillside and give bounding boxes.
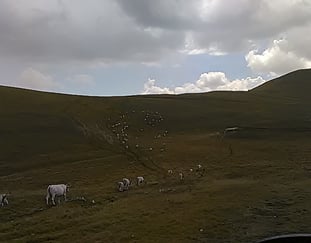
[1,69,311,242]
[252,69,311,99]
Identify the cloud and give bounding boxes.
[0,1,311,95]
[15,68,61,91]
[246,39,311,76]
[142,72,266,94]
[1,0,311,65]
[0,0,184,65]
[115,0,200,30]
[118,0,311,54]
[67,74,94,87]
[142,79,174,94]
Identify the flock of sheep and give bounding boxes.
[117,176,145,192]
[107,110,167,155]
[117,163,205,194]
[168,164,204,181]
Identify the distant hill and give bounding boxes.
[1,68,311,173]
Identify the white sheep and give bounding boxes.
[122,178,130,190]
[137,176,145,186]
[118,181,125,192]
[179,172,184,181]
[0,194,9,207]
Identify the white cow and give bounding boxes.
[137,176,145,186]
[167,169,173,175]
[46,184,69,206]
[118,181,125,192]
[122,178,130,190]
[0,194,9,207]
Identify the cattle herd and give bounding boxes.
[0,164,204,208]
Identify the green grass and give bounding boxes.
[1,69,311,242]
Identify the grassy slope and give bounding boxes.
[0,69,311,242]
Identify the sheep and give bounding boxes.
[118,181,125,192]
[0,194,9,207]
[196,164,205,177]
[122,178,130,190]
[137,176,145,186]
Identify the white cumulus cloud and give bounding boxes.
[246,39,311,76]
[142,72,266,95]
[142,79,174,94]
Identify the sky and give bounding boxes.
[0,0,311,96]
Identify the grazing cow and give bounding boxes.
[118,181,125,192]
[137,176,145,186]
[0,194,9,207]
[46,184,69,206]
[122,178,130,190]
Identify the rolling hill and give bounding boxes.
[0,69,311,242]
[251,68,311,99]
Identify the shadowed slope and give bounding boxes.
[251,69,311,99]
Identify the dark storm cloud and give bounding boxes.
[115,0,201,30]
